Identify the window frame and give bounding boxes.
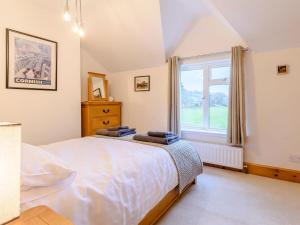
[180,58,231,135]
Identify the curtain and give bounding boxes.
[168,56,181,135]
[227,46,246,146]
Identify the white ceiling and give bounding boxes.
[80,0,214,72]
[81,0,166,73]
[30,0,300,71]
[160,0,211,57]
[208,0,300,51]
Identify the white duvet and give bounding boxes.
[21,137,178,225]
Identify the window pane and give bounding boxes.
[209,85,229,130]
[211,66,230,80]
[180,70,204,129]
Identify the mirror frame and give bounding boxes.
[88,72,109,101]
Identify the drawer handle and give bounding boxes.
[103,109,110,113]
[103,120,110,125]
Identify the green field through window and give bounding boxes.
[181,106,228,130]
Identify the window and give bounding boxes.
[180,57,231,133]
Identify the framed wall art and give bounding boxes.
[277,65,289,75]
[134,75,150,92]
[6,29,58,91]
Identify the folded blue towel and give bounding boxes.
[96,128,136,137]
[107,126,129,131]
[147,131,176,138]
[133,134,179,145]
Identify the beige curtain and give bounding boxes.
[227,46,246,146]
[168,56,181,135]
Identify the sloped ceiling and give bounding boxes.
[30,0,300,72]
[80,0,213,72]
[208,0,300,51]
[159,0,211,58]
[173,15,246,57]
[81,0,166,73]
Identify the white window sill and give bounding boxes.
[182,129,226,136]
[181,129,227,144]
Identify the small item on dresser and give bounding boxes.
[147,131,176,138]
[96,128,136,137]
[107,126,129,131]
[133,134,179,145]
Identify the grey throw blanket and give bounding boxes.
[94,135,203,193]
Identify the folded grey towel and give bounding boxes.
[96,128,136,137]
[107,126,129,131]
[133,134,179,145]
[147,131,176,138]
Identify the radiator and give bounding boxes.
[190,141,244,169]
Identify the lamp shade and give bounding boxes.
[0,122,21,224]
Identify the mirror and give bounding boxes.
[92,77,106,98]
[88,72,108,101]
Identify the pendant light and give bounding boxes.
[64,0,85,38]
[63,0,71,22]
[78,0,85,37]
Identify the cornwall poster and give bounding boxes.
[6,29,57,91]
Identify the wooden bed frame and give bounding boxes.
[139,179,196,225]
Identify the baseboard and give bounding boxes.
[203,162,244,173]
[245,162,300,184]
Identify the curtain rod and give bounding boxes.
[179,50,230,61]
[178,47,248,61]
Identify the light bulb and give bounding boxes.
[73,22,80,33]
[78,27,85,37]
[63,11,71,22]
[63,0,71,22]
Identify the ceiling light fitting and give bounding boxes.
[63,0,85,38]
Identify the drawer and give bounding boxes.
[91,116,120,130]
[90,105,120,117]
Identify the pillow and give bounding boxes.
[21,143,76,191]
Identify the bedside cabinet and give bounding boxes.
[81,101,122,137]
[7,206,73,225]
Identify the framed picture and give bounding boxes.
[6,29,58,91]
[134,75,150,92]
[277,65,288,75]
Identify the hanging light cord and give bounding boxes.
[75,0,78,24]
[64,0,84,37]
[79,0,83,26]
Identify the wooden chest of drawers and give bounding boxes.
[81,101,122,137]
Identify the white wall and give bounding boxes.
[110,65,169,133]
[81,47,109,101]
[245,48,300,170]
[0,0,81,145]
[109,14,300,171]
[110,15,245,133]
[173,15,246,57]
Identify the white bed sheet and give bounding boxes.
[21,137,178,225]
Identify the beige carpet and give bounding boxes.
[158,166,300,225]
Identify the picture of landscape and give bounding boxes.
[135,76,150,91]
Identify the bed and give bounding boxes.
[20,136,202,225]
